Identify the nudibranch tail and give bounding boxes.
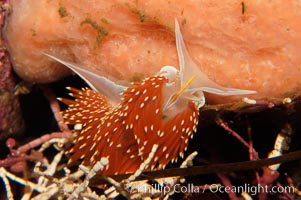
[60,88,111,162]
[61,87,142,174]
[44,53,126,106]
[58,87,111,125]
[174,19,256,96]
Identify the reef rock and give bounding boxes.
[5,0,301,103]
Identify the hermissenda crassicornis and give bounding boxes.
[45,19,255,175]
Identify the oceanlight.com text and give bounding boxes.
[208,183,294,196]
[136,183,295,196]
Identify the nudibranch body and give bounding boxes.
[47,20,255,175]
[60,75,199,174]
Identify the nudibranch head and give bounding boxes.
[46,19,255,175]
[157,65,180,84]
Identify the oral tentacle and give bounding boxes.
[44,53,127,106]
[174,19,256,96]
[187,86,256,96]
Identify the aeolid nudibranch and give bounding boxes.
[45,19,255,175]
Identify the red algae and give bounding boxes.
[4,0,301,103]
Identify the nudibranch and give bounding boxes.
[45,20,255,175]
